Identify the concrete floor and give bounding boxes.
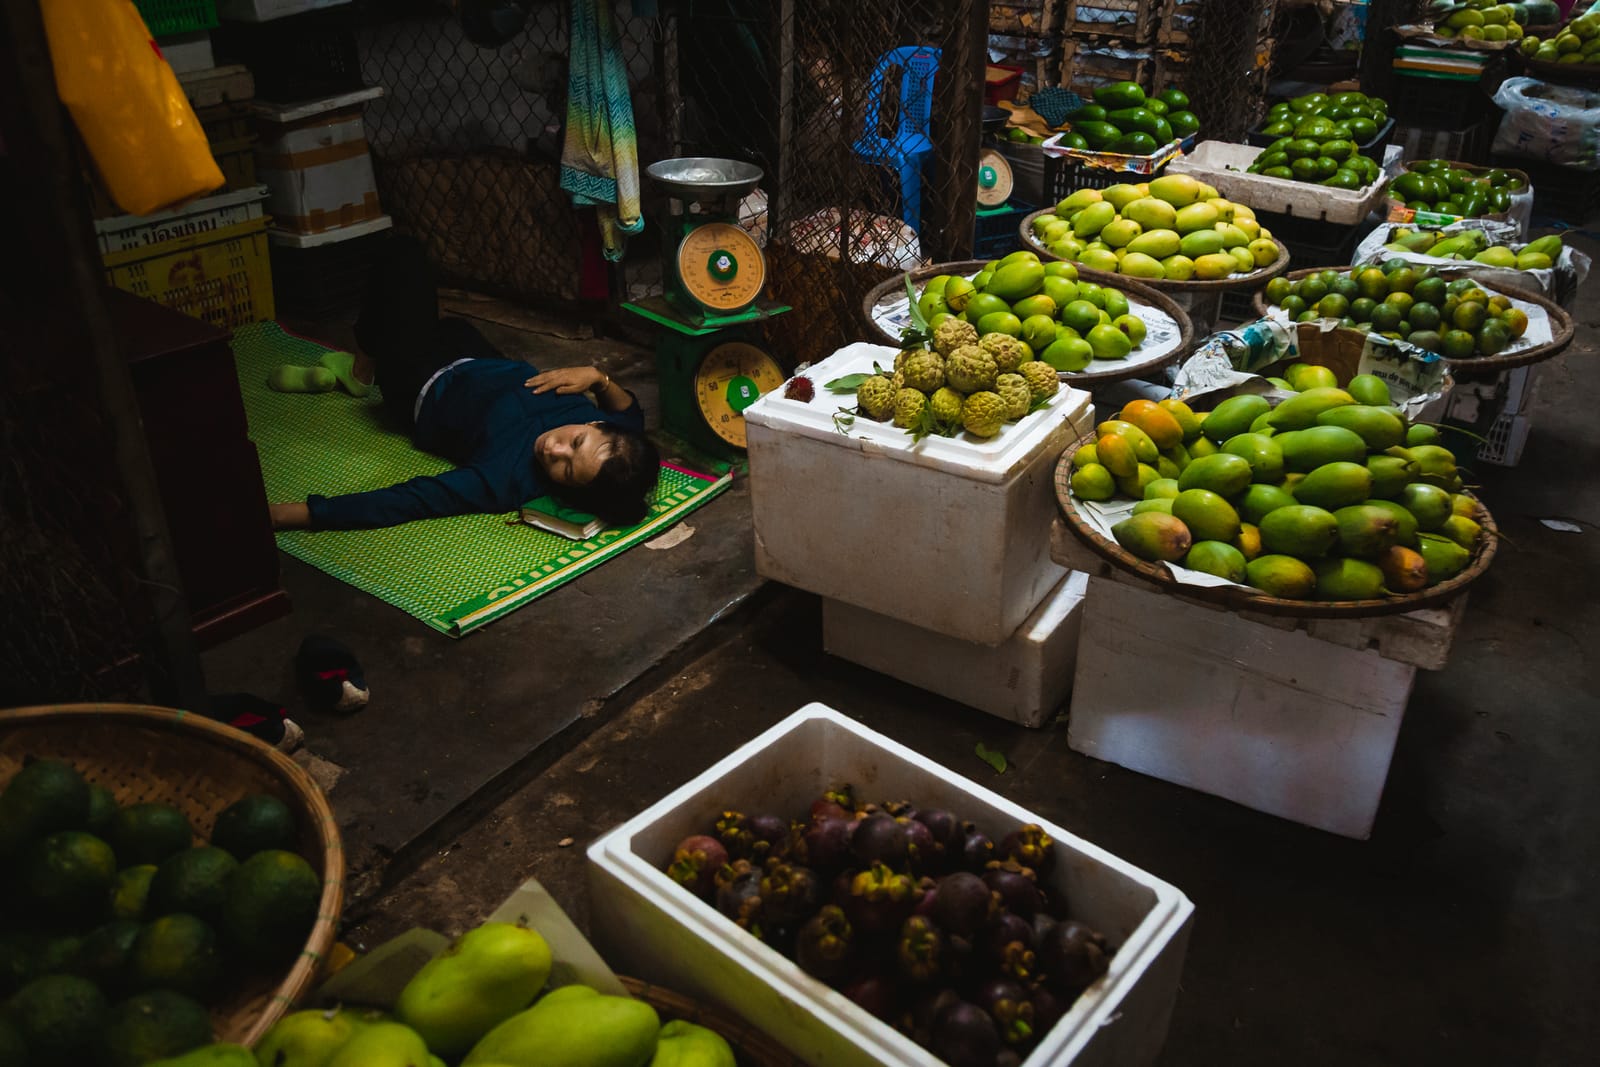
[207,238,1599,1065]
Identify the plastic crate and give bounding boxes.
[1255,209,1369,268]
[134,0,218,37]
[1044,135,1193,202]
[101,218,274,332]
[197,102,258,191]
[1391,72,1492,131]
[973,199,1038,258]
[212,3,362,102]
[1478,410,1532,467]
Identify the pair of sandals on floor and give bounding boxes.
[207,635,369,753]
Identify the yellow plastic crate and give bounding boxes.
[102,217,275,332]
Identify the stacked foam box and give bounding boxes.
[744,342,1097,727]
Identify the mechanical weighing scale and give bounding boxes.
[623,157,791,463]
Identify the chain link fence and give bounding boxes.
[326,0,986,367]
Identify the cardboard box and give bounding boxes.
[587,704,1195,1067]
[254,87,383,235]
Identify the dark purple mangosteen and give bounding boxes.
[794,904,854,981]
[802,817,854,873]
[974,978,1037,1048]
[842,862,918,935]
[809,798,853,826]
[910,988,962,1046]
[759,862,819,927]
[1030,982,1066,1036]
[896,914,945,983]
[930,999,1002,1067]
[901,817,938,873]
[914,808,964,852]
[960,823,996,872]
[986,911,1037,983]
[842,975,899,1021]
[851,812,909,867]
[1038,920,1111,999]
[984,860,1043,919]
[931,872,1000,940]
[1000,823,1057,877]
[714,860,764,937]
[664,834,729,898]
[881,798,918,818]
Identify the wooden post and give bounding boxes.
[0,0,208,709]
[926,0,986,262]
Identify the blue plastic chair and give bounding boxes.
[851,46,942,232]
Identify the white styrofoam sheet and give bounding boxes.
[218,0,352,25]
[1352,223,1592,307]
[587,704,1195,1067]
[1166,141,1391,224]
[1263,285,1557,356]
[869,280,1186,381]
[744,341,1094,484]
[268,213,393,248]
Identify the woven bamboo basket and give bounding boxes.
[1250,266,1576,372]
[0,704,344,1046]
[1018,207,1293,293]
[620,976,803,1067]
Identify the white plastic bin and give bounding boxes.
[254,87,383,236]
[823,570,1088,728]
[743,342,1095,645]
[587,704,1194,1067]
[1166,140,1392,224]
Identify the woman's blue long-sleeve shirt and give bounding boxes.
[305,360,644,530]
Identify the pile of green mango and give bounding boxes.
[1247,92,1387,189]
[1389,161,1525,219]
[1057,83,1201,156]
[140,922,736,1067]
[1069,371,1488,602]
[1380,227,1564,270]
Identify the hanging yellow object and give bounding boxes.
[40,0,224,216]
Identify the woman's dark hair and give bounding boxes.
[560,426,661,526]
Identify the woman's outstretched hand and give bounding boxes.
[525,367,606,395]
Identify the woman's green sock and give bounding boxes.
[268,365,338,393]
[319,350,372,397]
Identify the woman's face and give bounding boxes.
[536,422,612,487]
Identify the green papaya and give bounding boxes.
[326,1022,432,1067]
[649,1020,737,1067]
[252,1007,381,1067]
[1292,461,1374,511]
[1094,81,1147,110]
[464,986,661,1067]
[397,923,553,1058]
[146,1045,258,1067]
[1277,425,1369,472]
[1312,558,1388,601]
[1106,107,1162,136]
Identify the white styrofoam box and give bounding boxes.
[1166,141,1391,224]
[217,0,351,21]
[587,704,1194,1067]
[823,570,1088,728]
[268,213,393,249]
[1069,575,1420,839]
[159,32,214,75]
[744,341,1095,645]
[255,88,383,235]
[94,186,269,255]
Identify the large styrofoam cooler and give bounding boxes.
[587,705,1194,1067]
[254,87,383,236]
[744,342,1095,645]
[823,570,1088,728]
[1166,140,1392,224]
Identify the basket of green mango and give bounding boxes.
[1387,160,1530,224]
[1054,338,1498,617]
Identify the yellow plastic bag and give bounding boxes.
[41,0,224,216]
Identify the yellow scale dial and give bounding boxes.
[677,222,766,313]
[694,341,785,449]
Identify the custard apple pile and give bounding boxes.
[854,346,1060,441]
